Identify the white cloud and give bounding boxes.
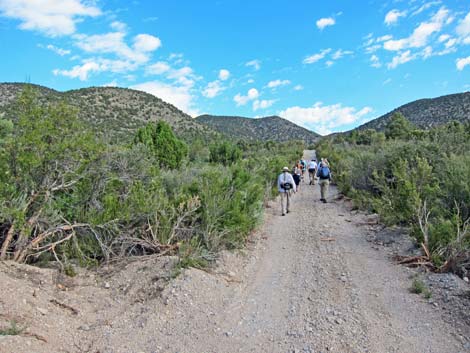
[383,78,392,85]
[444,38,457,48]
[303,48,331,64]
[45,44,70,56]
[383,39,407,51]
[0,0,101,37]
[169,53,184,64]
[325,60,334,67]
[456,57,470,71]
[166,66,195,88]
[103,80,118,87]
[130,81,196,116]
[422,46,433,59]
[411,1,442,17]
[279,102,373,135]
[133,34,161,52]
[267,79,290,88]
[234,88,259,106]
[218,69,230,81]
[370,54,382,68]
[456,12,470,42]
[365,44,381,54]
[438,34,450,42]
[74,32,152,64]
[316,17,335,30]
[384,9,407,26]
[248,88,259,99]
[387,50,416,69]
[331,49,353,60]
[55,54,167,80]
[202,80,224,98]
[53,61,100,81]
[110,21,127,32]
[383,7,450,51]
[293,85,304,91]
[146,61,170,75]
[253,99,275,111]
[376,35,393,42]
[246,59,261,71]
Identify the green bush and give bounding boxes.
[134,121,187,169]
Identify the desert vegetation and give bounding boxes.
[0,87,302,269]
[316,113,470,276]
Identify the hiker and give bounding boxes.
[308,159,318,185]
[316,159,331,203]
[292,166,302,191]
[300,159,307,176]
[277,166,296,216]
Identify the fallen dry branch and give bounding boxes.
[320,238,336,242]
[24,332,48,343]
[49,299,79,315]
[393,254,436,270]
[14,223,90,263]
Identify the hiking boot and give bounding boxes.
[287,210,290,213]
[282,213,286,216]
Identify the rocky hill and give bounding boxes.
[358,91,470,131]
[196,114,320,144]
[0,83,216,142]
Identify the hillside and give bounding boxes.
[0,83,216,142]
[196,114,320,144]
[357,91,470,131]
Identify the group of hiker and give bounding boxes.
[277,157,331,216]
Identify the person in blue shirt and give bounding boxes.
[316,158,331,203]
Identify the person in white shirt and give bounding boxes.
[277,166,296,216]
[307,159,318,185]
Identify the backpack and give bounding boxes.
[282,182,293,190]
[319,166,330,179]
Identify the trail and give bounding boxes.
[1,150,468,353]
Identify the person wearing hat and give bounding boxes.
[277,166,296,216]
[307,159,318,185]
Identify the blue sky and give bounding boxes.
[0,0,469,135]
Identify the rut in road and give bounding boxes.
[128,150,464,353]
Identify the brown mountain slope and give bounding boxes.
[0,83,216,142]
[357,91,470,131]
[196,114,320,144]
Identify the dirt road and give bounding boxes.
[1,150,469,353]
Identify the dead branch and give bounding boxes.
[393,254,436,269]
[24,332,48,343]
[0,224,15,260]
[14,223,89,263]
[166,196,201,245]
[1,191,42,260]
[49,299,79,315]
[417,200,431,251]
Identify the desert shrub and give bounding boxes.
[134,121,187,169]
[0,87,302,268]
[209,141,242,166]
[385,112,415,140]
[315,117,470,273]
